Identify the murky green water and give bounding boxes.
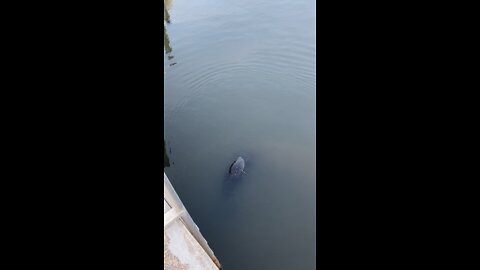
[164,0,315,268]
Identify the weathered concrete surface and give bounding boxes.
[164,200,219,270]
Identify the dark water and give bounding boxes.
[164,0,315,269]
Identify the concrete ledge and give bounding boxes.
[164,201,219,270]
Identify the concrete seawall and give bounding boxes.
[164,173,220,270]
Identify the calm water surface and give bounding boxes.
[164,0,315,269]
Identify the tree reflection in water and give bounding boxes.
[164,0,176,65]
[164,0,175,170]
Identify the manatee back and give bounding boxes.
[229,156,245,176]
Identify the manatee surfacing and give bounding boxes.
[229,156,245,177]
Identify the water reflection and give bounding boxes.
[164,0,171,23]
[164,0,176,66]
[164,0,175,169]
[164,0,172,11]
[164,1,174,170]
[164,140,170,168]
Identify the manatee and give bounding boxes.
[229,156,246,177]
